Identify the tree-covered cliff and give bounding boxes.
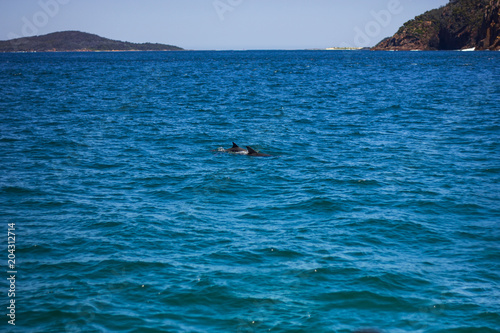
[373,0,499,50]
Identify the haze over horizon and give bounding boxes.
[1,0,449,50]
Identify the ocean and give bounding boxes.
[0,50,499,333]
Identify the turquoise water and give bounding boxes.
[0,51,499,333]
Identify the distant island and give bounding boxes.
[0,31,183,52]
[373,0,499,51]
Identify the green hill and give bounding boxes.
[0,31,183,52]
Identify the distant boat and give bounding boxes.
[460,47,476,52]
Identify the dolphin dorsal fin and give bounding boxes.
[246,146,258,154]
[232,142,240,148]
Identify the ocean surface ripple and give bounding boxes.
[0,51,499,333]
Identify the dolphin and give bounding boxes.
[246,146,272,157]
[224,142,248,154]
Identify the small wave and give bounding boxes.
[87,162,127,170]
[0,137,20,142]
[1,185,42,195]
[313,290,419,311]
[213,147,248,155]
[256,247,305,259]
[291,197,345,213]
[386,104,402,110]
[349,179,381,186]
[208,249,266,265]
[356,272,432,294]
[434,326,500,333]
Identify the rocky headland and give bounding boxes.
[373,0,500,51]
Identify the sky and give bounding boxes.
[0,0,450,50]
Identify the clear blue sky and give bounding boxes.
[0,0,449,50]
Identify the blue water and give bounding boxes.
[1,50,499,333]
